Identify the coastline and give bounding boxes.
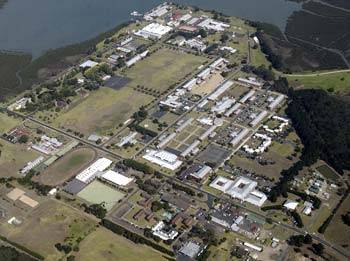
[0,21,131,101]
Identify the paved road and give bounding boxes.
[284,69,350,77]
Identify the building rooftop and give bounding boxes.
[101,170,134,187]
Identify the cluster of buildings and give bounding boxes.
[243,133,272,155]
[159,58,229,112]
[64,157,133,194]
[7,97,32,111]
[210,176,267,207]
[31,135,63,155]
[262,116,289,134]
[143,149,182,171]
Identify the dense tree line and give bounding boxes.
[269,85,350,201]
[123,159,154,175]
[166,180,195,197]
[81,203,107,219]
[287,89,350,174]
[0,235,44,260]
[0,245,37,261]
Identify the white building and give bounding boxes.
[243,133,272,154]
[135,23,172,39]
[230,128,249,147]
[238,77,262,87]
[101,170,134,187]
[79,60,98,69]
[76,158,113,184]
[220,46,237,54]
[31,135,63,155]
[152,221,178,240]
[268,94,285,110]
[7,97,32,111]
[210,176,267,207]
[125,50,149,67]
[283,200,298,211]
[211,97,235,114]
[240,90,256,103]
[208,80,234,101]
[144,3,170,20]
[118,132,138,147]
[250,110,268,127]
[198,18,230,32]
[143,150,182,171]
[20,156,45,175]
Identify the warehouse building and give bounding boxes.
[135,23,172,39]
[143,150,182,170]
[76,158,113,184]
[100,170,134,187]
[208,80,234,101]
[210,176,267,207]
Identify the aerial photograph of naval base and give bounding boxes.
[0,0,349,260]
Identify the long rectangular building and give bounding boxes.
[208,80,233,101]
[250,110,268,127]
[76,158,113,184]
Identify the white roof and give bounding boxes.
[143,150,182,171]
[76,158,112,183]
[135,23,172,39]
[101,170,134,186]
[283,200,298,210]
[80,60,98,68]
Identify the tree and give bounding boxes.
[18,135,29,144]
[303,234,313,244]
[312,243,324,256]
[198,28,207,38]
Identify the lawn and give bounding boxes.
[287,71,350,94]
[124,48,207,93]
[0,140,41,177]
[75,227,170,261]
[325,194,350,248]
[0,112,21,134]
[229,152,296,182]
[0,200,96,261]
[34,147,97,186]
[53,87,153,136]
[77,180,125,211]
[316,164,339,181]
[270,141,294,157]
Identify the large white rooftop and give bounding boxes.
[101,170,134,186]
[76,158,112,184]
[143,150,182,171]
[210,176,267,207]
[135,23,172,39]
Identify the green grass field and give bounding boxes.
[287,71,350,94]
[52,87,153,136]
[0,200,96,261]
[0,112,21,134]
[35,147,97,186]
[325,194,350,248]
[0,140,40,177]
[76,227,170,261]
[316,164,339,181]
[125,48,207,93]
[270,141,294,157]
[77,180,125,211]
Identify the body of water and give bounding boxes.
[0,0,301,58]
